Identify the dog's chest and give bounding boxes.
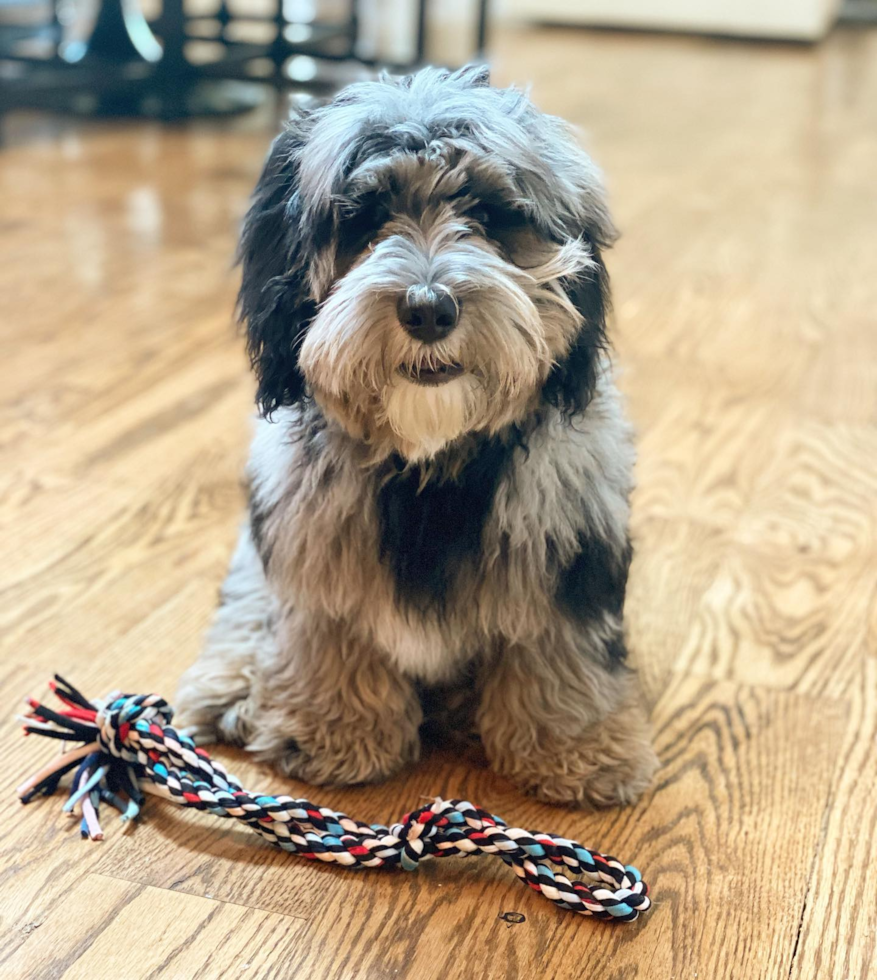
[269,439,515,679]
[375,443,510,616]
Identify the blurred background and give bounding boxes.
[1,0,875,130]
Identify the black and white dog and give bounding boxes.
[176,65,657,807]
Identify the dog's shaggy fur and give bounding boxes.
[175,65,658,807]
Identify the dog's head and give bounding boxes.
[239,65,615,461]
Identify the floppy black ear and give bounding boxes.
[238,122,315,416]
[542,242,611,419]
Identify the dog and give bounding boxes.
[175,65,658,807]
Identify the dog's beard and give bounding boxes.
[299,232,593,460]
[381,373,484,461]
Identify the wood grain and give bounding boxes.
[2,22,877,980]
[0,873,307,980]
[788,657,877,980]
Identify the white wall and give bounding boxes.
[505,0,842,41]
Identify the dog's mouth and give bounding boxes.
[398,361,464,386]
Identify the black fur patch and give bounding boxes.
[416,661,479,747]
[603,632,630,667]
[238,124,326,417]
[249,494,276,571]
[335,190,391,266]
[542,245,611,420]
[555,533,632,665]
[377,434,520,615]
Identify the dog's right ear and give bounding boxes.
[237,120,315,416]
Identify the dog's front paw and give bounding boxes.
[173,690,256,747]
[273,743,406,786]
[487,699,658,809]
[524,738,658,808]
[248,716,420,787]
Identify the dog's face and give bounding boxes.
[239,66,615,461]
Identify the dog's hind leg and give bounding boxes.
[174,524,278,745]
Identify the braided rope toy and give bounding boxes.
[17,675,651,922]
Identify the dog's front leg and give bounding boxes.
[477,629,657,808]
[245,610,422,786]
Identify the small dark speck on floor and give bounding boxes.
[498,911,526,927]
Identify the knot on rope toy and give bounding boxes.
[95,693,175,761]
[17,675,651,922]
[393,802,446,870]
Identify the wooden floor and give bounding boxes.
[2,24,877,980]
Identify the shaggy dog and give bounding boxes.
[175,65,658,807]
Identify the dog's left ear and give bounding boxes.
[542,238,612,419]
[238,116,316,416]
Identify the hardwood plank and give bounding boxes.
[787,655,877,980]
[625,515,728,698]
[631,376,795,531]
[1,873,306,980]
[674,421,877,695]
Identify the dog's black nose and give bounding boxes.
[396,291,460,343]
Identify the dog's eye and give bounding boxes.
[339,197,388,252]
[468,201,527,236]
[469,205,491,227]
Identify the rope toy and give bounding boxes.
[17,675,651,922]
